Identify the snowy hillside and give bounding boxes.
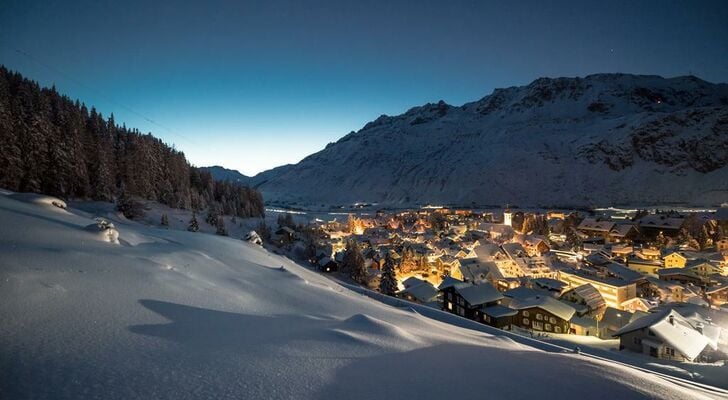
[0,192,724,399]
[251,74,728,208]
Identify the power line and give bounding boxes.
[0,43,197,145]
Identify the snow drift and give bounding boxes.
[0,192,723,399]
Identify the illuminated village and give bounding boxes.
[266,205,728,364]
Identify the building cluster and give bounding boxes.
[273,205,728,363]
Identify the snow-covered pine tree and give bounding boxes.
[379,254,398,296]
[215,215,228,236]
[187,213,199,232]
[347,241,367,284]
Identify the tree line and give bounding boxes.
[0,66,264,218]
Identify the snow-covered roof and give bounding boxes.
[504,286,546,300]
[609,223,636,237]
[399,281,438,303]
[562,284,606,310]
[456,283,503,306]
[508,295,576,321]
[482,304,518,318]
[533,278,568,292]
[638,215,685,230]
[613,309,711,361]
[600,307,641,331]
[578,218,615,232]
[438,276,471,291]
[460,260,502,281]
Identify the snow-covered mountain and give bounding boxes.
[251,74,728,208]
[0,192,723,399]
[200,165,250,184]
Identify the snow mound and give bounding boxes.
[9,193,67,211]
[332,313,423,350]
[83,218,120,244]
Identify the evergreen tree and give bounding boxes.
[565,227,582,251]
[0,66,265,218]
[379,254,398,296]
[187,213,200,232]
[160,213,169,227]
[256,220,270,241]
[343,239,366,282]
[215,215,228,236]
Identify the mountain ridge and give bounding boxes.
[248,73,728,207]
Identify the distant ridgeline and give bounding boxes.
[0,66,264,218]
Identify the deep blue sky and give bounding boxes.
[2,0,727,175]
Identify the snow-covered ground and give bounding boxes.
[0,193,725,399]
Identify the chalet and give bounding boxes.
[275,226,296,243]
[317,257,338,272]
[459,259,501,285]
[610,244,633,259]
[644,277,685,303]
[560,284,606,317]
[637,214,685,238]
[515,234,550,256]
[684,259,721,278]
[398,279,439,305]
[608,223,639,243]
[557,269,637,310]
[706,279,728,307]
[619,297,653,313]
[626,256,663,276]
[509,295,576,333]
[636,247,661,261]
[570,316,599,336]
[663,251,687,268]
[597,307,649,339]
[577,218,615,238]
[441,281,504,321]
[657,268,702,285]
[480,305,518,329]
[613,309,719,362]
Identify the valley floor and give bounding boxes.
[0,192,725,399]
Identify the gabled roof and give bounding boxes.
[657,268,701,279]
[600,307,639,331]
[456,283,503,306]
[460,259,502,282]
[472,243,503,260]
[609,223,637,237]
[482,304,518,318]
[501,242,528,259]
[504,286,545,300]
[399,281,438,303]
[438,276,471,291]
[638,215,685,230]
[533,278,568,292]
[577,218,615,232]
[509,295,576,321]
[613,309,711,361]
[603,262,644,282]
[562,284,606,310]
[402,276,426,289]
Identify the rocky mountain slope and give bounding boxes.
[250,74,728,208]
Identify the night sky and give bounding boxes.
[1,0,727,175]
